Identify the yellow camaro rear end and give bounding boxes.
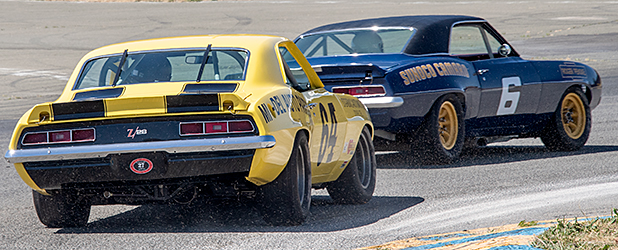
[5,34,375,227]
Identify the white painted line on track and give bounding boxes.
[380,181,618,234]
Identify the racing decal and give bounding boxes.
[340,97,367,117]
[52,100,105,121]
[166,94,219,113]
[127,127,148,138]
[269,94,290,116]
[340,161,348,169]
[258,103,275,123]
[258,93,308,124]
[340,97,365,109]
[130,158,153,174]
[559,63,587,79]
[399,62,470,85]
[317,102,338,166]
[497,77,521,115]
[342,139,355,155]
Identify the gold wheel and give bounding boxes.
[438,101,458,150]
[561,93,586,139]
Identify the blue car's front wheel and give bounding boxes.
[541,87,591,151]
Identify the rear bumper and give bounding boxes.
[6,135,276,190]
[24,150,257,189]
[358,96,404,108]
[5,135,276,163]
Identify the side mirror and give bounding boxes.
[498,44,512,57]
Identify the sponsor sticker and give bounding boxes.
[344,139,355,155]
[559,63,587,79]
[340,161,348,169]
[130,158,153,174]
[399,62,470,85]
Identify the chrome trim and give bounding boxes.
[5,135,276,164]
[298,26,415,38]
[449,20,488,55]
[358,97,404,108]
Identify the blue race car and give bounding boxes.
[294,15,602,163]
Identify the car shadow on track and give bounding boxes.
[376,145,618,169]
[54,195,424,234]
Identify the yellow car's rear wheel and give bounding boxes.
[258,132,311,226]
[33,190,91,228]
[541,87,591,151]
[327,126,376,204]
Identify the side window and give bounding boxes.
[279,46,311,91]
[483,28,503,55]
[450,25,488,55]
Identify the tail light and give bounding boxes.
[332,85,386,97]
[180,120,254,136]
[22,128,95,145]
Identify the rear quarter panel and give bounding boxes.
[386,56,481,121]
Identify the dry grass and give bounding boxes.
[532,209,618,250]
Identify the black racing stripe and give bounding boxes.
[73,88,124,101]
[166,94,219,113]
[183,83,237,93]
[52,101,105,121]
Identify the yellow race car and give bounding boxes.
[4,35,375,227]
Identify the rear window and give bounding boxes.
[295,27,415,57]
[74,49,248,90]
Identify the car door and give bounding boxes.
[450,23,542,131]
[278,45,347,178]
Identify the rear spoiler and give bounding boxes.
[311,64,386,82]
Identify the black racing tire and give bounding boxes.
[415,94,465,164]
[541,87,591,151]
[327,126,376,204]
[258,132,311,226]
[32,190,91,228]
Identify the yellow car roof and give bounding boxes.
[58,34,312,102]
[85,34,287,57]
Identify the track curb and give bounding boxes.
[358,218,592,250]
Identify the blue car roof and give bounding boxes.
[298,15,486,55]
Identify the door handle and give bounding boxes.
[476,69,489,75]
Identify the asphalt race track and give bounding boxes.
[1,0,617,249]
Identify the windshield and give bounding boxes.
[295,27,415,58]
[74,49,248,90]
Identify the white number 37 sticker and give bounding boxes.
[497,76,521,115]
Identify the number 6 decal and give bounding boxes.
[497,76,521,115]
